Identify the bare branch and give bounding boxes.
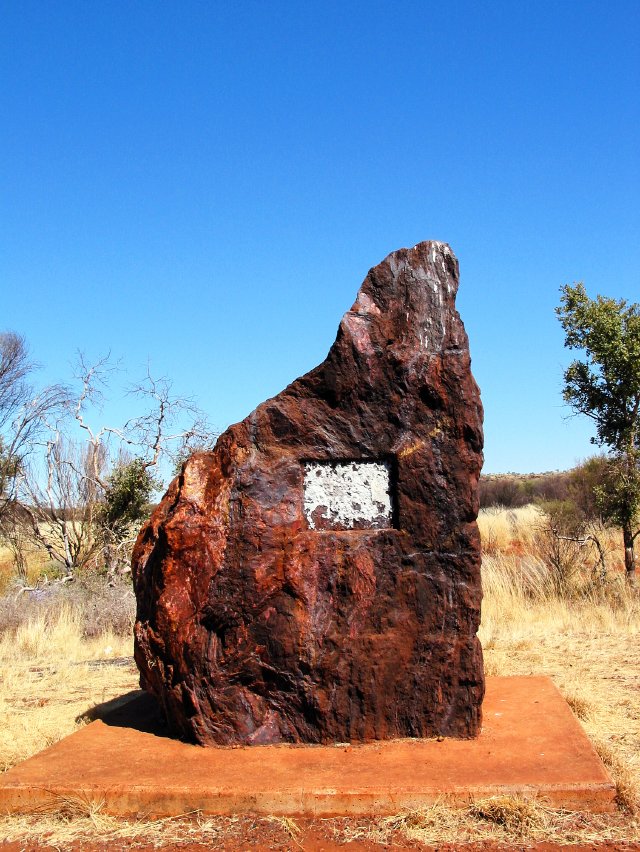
[0,333,72,527]
[122,366,212,470]
[3,345,214,578]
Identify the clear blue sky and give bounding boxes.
[2,0,639,474]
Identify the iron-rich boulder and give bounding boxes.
[132,241,484,745]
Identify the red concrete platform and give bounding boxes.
[0,677,616,817]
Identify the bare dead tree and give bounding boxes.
[0,332,71,528]
[19,435,106,573]
[122,365,212,470]
[548,521,611,584]
[13,352,213,578]
[70,355,211,477]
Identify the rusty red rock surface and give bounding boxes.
[132,240,484,745]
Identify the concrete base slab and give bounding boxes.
[0,677,616,817]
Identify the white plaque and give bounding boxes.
[303,461,393,530]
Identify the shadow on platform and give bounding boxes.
[78,690,173,738]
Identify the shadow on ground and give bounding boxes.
[77,690,175,739]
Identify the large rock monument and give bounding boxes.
[132,240,484,745]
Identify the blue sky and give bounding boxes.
[2,0,639,474]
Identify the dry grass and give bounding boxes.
[0,541,52,594]
[0,806,243,849]
[479,506,640,826]
[1,505,639,848]
[477,503,544,555]
[0,605,138,773]
[332,797,640,846]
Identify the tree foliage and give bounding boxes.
[593,454,640,533]
[557,283,640,583]
[98,457,160,541]
[557,284,640,450]
[566,454,610,524]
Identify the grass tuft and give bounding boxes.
[0,604,137,773]
[469,795,546,836]
[564,690,595,721]
[594,740,639,814]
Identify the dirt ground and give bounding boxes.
[1,806,639,851]
[2,826,640,851]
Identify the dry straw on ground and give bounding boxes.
[477,503,543,555]
[0,505,639,848]
[0,604,137,773]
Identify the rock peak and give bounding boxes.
[132,242,484,746]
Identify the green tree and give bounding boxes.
[556,284,640,584]
[99,457,158,539]
[96,457,160,577]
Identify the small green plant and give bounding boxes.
[95,457,160,577]
[98,458,159,540]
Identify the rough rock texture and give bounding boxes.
[132,241,484,745]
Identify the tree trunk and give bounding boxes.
[589,534,607,583]
[623,522,636,586]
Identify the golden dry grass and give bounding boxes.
[479,506,640,828]
[331,797,640,846]
[0,806,243,849]
[0,544,12,590]
[0,505,639,848]
[477,503,544,555]
[0,519,99,594]
[0,542,52,594]
[0,605,138,773]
